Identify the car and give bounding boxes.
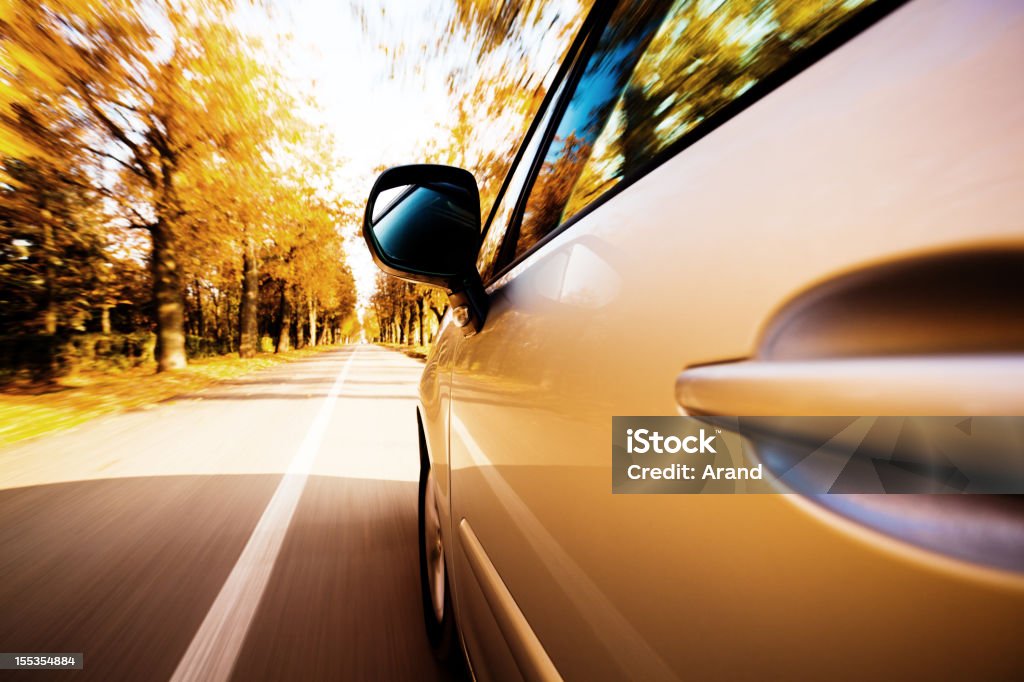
[362,0,1024,679]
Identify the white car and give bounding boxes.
[363,0,1024,679]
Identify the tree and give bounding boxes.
[259,132,356,353]
[2,0,294,370]
[0,157,109,336]
[1,2,116,338]
[368,276,447,347]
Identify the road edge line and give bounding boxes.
[169,347,359,682]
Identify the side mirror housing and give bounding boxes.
[362,164,488,334]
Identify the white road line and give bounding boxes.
[170,347,359,682]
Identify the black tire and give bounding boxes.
[418,463,459,664]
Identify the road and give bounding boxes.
[0,345,463,681]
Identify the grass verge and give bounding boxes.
[376,342,430,361]
[0,345,341,449]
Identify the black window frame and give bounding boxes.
[476,1,613,287]
[483,0,906,289]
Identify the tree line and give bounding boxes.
[367,275,447,347]
[2,0,593,371]
[1,0,357,375]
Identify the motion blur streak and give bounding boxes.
[170,347,357,682]
[0,347,460,681]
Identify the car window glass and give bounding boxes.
[516,0,876,260]
[477,75,569,282]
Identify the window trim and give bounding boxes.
[490,2,617,279]
[484,0,908,290]
[477,1,615,286]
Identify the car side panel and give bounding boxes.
[418,311,459,592]
[448,0,1024,679]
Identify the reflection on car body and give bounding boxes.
[364,0,1024,679]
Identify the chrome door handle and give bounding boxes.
[676,354,1024,416]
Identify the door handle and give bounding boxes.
[674,250,1024,572]
[678,249,1024,416]
[677,355,1024,572]
[676,354,1024,416]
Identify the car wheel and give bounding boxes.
[419,464,458,662]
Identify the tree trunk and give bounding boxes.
[193,278,205,338]
[238,237,259,358]
[402,304,412,345]
[308,298,317,347]
[41,215,57,334]
[417,298,425,346]
[209,291,218,341]
[100,305,111,335]
[276,285,292,352]
[150,220,187,371]
[226,298,237,352]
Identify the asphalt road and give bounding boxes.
[0,345,464,681]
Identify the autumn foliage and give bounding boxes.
[2,0,601,373]
[1,0,357,375]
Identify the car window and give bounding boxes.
[514,0,876,261]
[476,76,570,283]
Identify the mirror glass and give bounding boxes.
[370,183,480,278]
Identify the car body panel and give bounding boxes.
[416,0,1024,678]
[418,309,458,589]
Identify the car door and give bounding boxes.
[448,0,1024,680]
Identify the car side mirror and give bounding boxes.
[362,164,488,335]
